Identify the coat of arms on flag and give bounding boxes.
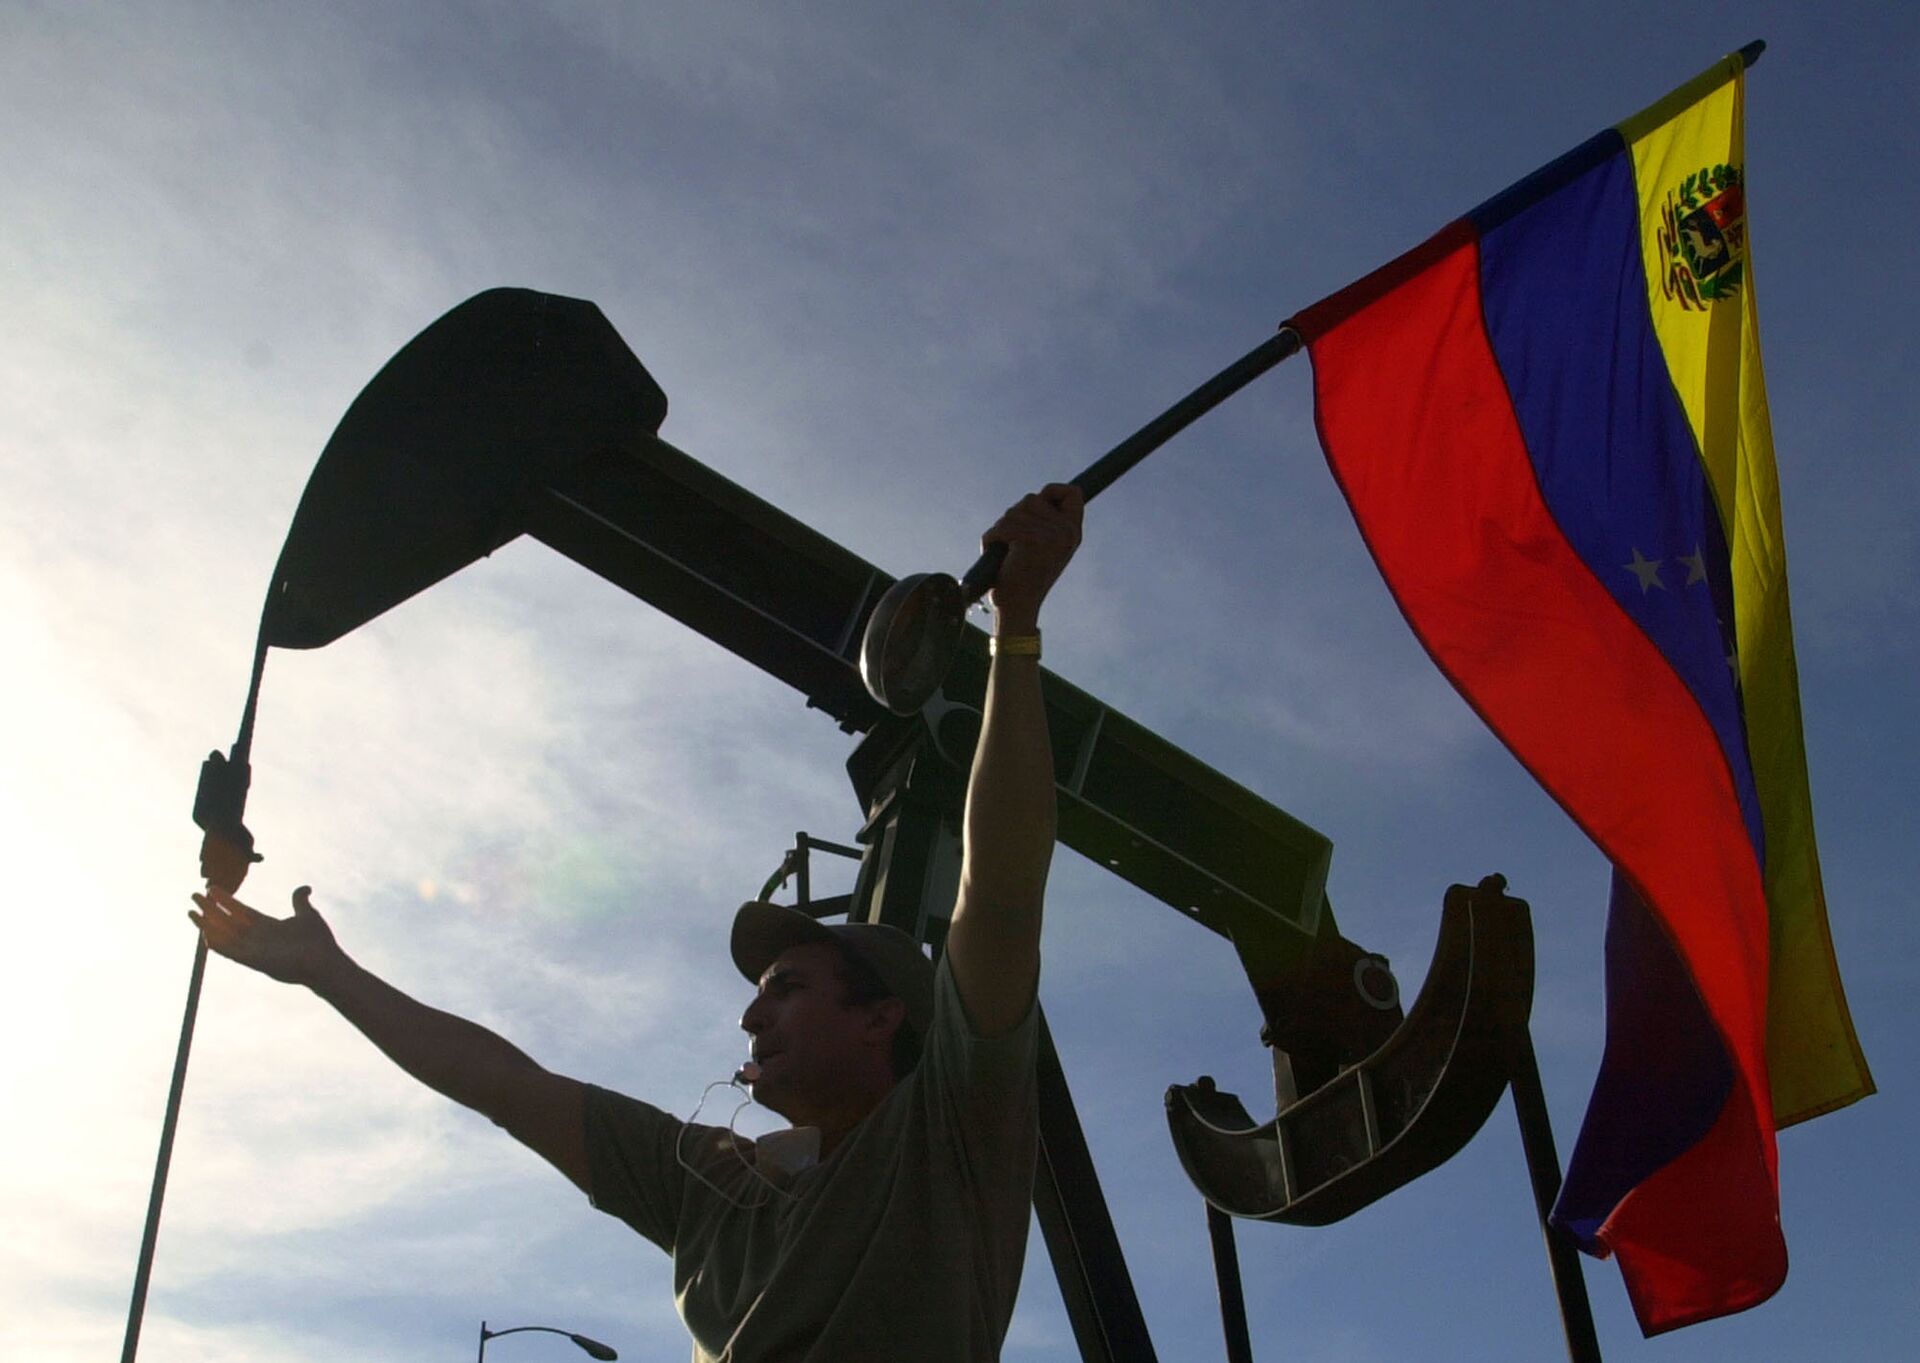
[1658,164,1747,307]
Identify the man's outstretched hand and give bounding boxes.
[190,885,344,989]
[189,882,592,1193]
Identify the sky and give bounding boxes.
[3,3,1916,1360]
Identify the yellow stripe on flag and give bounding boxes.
[1622,61,1873,1124]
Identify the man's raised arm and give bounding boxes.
[945,483,1084,1036]
[190,885,590,1191]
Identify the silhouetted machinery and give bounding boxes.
[191,290,1595,1362]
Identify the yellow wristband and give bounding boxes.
[990,632,1042,658]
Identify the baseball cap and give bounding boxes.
[730,901,935,1035]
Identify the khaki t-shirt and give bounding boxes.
[584,954,1039,1362]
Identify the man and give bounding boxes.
[191,483,1085,1361]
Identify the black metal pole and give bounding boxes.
[1032,1010,1159,1363]
[1069,327,1302,501]
[1204,1206,1255,1363]
[120,934,211,1363]
[1507,1026,1603,1363]
[955,327,1302,600]
[128,626,273,1360]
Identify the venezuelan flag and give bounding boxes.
[1286,47,1873,1334]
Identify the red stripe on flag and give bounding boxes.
[1606,1086,1786,1332]
[1302,232,1782,1323]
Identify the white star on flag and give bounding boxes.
[1624,547,1666,593]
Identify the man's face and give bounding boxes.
[739,941,895,1123]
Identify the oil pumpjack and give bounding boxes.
[179,290,1597,1362]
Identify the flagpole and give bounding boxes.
[119,934,211,1363]
[1066,326,1302,502]
[958,324,1304,597]
[123,622,272,1361]
[1509,1025,1603,1363]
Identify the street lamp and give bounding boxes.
[478,1320,618,1360]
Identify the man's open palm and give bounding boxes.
[190,885,341,987]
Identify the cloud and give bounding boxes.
[7,5,1918,1361]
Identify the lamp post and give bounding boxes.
[477,1320,618,1361]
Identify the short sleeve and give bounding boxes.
[582,1083,689,1253]
[919,952,1039,1122]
